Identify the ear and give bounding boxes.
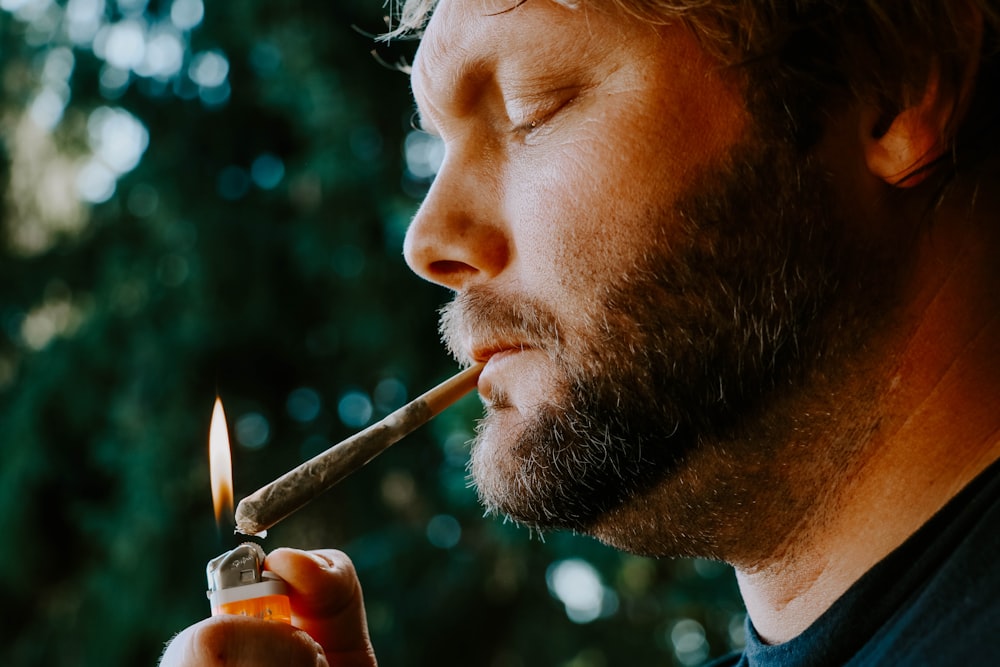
[864,5,984,188]
[863,72,949,188]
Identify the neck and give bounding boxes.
[736,178,1000,643]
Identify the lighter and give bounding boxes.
[206,542,292,623]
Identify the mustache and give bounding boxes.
[438,288,564,365]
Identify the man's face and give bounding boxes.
[406,0,881,559]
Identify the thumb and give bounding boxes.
[264,548,378,667]
[159,615,329,667]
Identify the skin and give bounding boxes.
[159,549,377,666]
[161,0,1000,661]
[407,0,1000,644]
[417,0,764,536]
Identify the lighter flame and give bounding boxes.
[209,396,234,527]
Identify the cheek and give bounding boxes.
[656,28,750,161]
[508,143,634,297]
[502,41,747,299]
[504,118,714,297]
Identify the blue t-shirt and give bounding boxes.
[709,457,1000,666]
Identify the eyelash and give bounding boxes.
[514,97,575,136]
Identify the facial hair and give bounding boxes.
[440,133,895,560]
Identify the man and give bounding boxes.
[162,0,1000,664]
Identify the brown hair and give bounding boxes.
[388,0,1000,185]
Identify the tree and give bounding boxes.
[0,2,742,665]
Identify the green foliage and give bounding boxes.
[0,2,743,665]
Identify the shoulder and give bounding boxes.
[850,460,1000,664]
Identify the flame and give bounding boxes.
[209,396,234,527]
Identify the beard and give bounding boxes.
[440,130,898,560]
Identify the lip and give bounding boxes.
[471,342,534,365]
[473,343,535,399]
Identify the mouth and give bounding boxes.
[471,342,547,406]
[471,342,535,365]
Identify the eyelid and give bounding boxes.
[508,87,581,134]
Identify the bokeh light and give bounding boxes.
[235,412,271,450]
[170,0,204,31]
[404,130,444,180]
[426,514,462,549]
[0,2,745,664]
[546,558,619,624]
[338,390,374,428]
[250,153,285,190]
[287,387,322,423]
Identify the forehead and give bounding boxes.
[409,0,749,161]
[416,0,575,62]
[410,0,636,110]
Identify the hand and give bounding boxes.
[160,549,378,666]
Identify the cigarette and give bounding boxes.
[234,362,484,535]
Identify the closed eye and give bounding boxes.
[512,94,579,137]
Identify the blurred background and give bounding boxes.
[0,1,744,665]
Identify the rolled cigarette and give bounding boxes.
[234,363,484,535]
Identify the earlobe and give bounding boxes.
[863,76,948,188]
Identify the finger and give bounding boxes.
[159,614,328,667]
[264,548,377,666]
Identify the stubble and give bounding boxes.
[441,133,898,563]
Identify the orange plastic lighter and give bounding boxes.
[206,542,292,623]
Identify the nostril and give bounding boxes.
[402,187,511,289]
[429,259,478,279]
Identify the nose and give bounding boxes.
[403,148,510,291]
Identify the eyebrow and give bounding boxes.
[411,1,542,136]
[413,48,496,136]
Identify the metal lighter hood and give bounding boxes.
[207,542,267,591]
[206,542,290,622]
